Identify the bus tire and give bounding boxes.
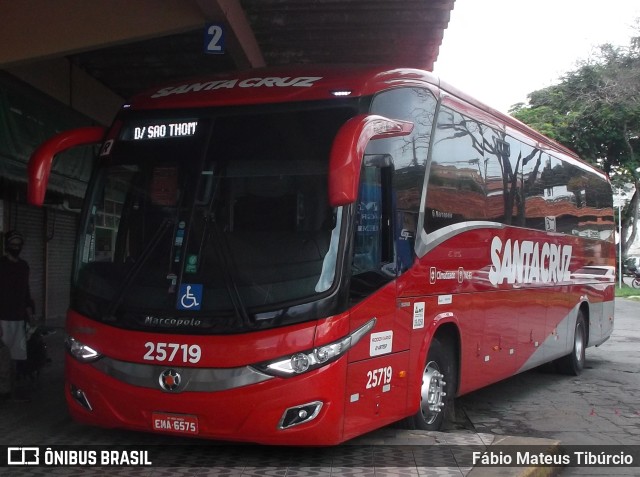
[556,310,586,376]
[410,337,456,431]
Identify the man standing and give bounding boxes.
[0,230,35,400]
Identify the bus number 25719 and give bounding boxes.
[366,366,392,389]
[143,342,202,363]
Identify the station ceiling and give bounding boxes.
[1,0,455,100]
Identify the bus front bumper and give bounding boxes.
[64,353,348,446]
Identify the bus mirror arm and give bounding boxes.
[27,126,107,206]
[328,114,413,207]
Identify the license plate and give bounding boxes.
[152,412,199,435]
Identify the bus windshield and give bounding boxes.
[73,104,358,332]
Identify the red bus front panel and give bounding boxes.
[65,312,352,445]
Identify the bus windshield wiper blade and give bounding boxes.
[192,169,251,328]
[107,218,173,317]
[209,219,252,328]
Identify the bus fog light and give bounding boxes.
[278,401,323,429]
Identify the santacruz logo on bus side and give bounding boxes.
[488,236,572,286]
[151,77,323,98]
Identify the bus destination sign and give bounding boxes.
[125,121,198,140]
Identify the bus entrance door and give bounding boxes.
[343,282,411,440]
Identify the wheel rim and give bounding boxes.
[575,321,585,364]
[420,360,446,425]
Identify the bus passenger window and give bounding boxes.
[368,87,436,273]
[425,107,487,233]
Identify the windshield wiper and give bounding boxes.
[209,218,252,328]
[193,173,252,328]
[106,217,173,317]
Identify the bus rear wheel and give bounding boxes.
[556,310,586,376]
[411,337,456,431]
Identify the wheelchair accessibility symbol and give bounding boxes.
[177,284,203,310]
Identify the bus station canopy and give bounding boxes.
[0,0,454,199]
[0,0,455,100]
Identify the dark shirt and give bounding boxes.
[0,255,34,321]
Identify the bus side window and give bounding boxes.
[353,165,391,272]
[350,164,395,296]
[367,87,436,273]
[425,106,487,233]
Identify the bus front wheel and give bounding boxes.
[556,310,586,376]
[411,337,456,431]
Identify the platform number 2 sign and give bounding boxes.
[204,24,225,54]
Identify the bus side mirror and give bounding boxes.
[28,126,106,206]
[328,114,413,206]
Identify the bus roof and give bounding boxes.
[124,65,606,181]
[127,65,438,109]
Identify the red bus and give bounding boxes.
[28,66,615,445]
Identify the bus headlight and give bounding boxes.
[66,336,102,362]
[291,353,311,373]
[252,317,376,377]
